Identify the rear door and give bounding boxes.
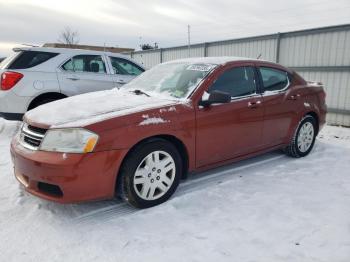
[195,64,264,167]
[257,65,304,147]
[57,54,115,96]
[107,56,144,87]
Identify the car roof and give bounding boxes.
[12,46,130,58]
[163,56,270,65]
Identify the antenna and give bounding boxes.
[257,53,262,59]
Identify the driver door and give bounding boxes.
[195,64,264,167]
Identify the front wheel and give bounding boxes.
[285,115,317,158]
[118,139,182,208]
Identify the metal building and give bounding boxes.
[127,24,350,126]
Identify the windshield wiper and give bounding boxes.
[129,89,151,97]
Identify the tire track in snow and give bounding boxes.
[71,152,285,225]
[0,120,21,166]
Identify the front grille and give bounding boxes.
[19,123,47,150]
[24,136,41,147]
[27,125,47,135]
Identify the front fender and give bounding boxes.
[86,104,196,170]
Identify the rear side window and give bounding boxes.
[208,66,256,98]
[8,51,58,69]
[259,67,289,92]
[109,57,144,76]
[0,54,15,69]
[62,55,106,73]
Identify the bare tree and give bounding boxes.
[58,26,79,46]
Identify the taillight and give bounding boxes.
[0,71,23,90]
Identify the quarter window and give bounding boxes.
[109,57,144,76]
[208,66,256,98]
[259,67,289,92]
[62,55,106,73]
[8,51,58,69]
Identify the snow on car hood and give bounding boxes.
[25,89,176,128]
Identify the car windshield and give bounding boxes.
[123,62,217,99]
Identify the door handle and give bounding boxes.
[116,79,126,85]
[289,94,301,100]
[248,100,262,108]
[67,77,79,81]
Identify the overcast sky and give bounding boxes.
[0,0,349,56]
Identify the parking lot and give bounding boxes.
[1,118,349,262]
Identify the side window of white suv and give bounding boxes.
[109,57,144,76]
[7,51,58,69]
[62,55,106,74]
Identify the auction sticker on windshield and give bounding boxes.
[186,64,216,72]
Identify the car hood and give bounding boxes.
[24,89,178,128]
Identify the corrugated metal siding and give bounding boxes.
[207,38,277,61]
[132,51,161,69]
[128,25,350,126]
[279,30,350,66]
[162,45,204,62]
[298,70,350,126]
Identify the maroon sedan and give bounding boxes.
[11,57,327,208]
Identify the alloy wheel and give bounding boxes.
[133,150,176,201]
[297,122,315,153]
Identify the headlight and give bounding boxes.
[40,128,99,153]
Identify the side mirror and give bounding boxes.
[199,90,231,107]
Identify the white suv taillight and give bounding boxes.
[0,71,23,91]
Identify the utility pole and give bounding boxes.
[139,36,142,50]
[187,24,191,57]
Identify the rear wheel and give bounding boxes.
[31,98,58,109]
[119,139,182,208]
[28,94,66,111]
[285,115,317,158]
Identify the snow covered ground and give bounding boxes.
[0,118,350,262]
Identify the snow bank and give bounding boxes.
[1,120,350,261]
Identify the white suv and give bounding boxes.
[0,47,144,120]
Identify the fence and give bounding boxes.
[126,24,350,126]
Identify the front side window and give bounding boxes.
[62,55,106,73]
[8,51,58,69]
[259,67,289,92]
[109,57,144,76]
[208,66,256,98]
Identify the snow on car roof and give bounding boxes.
[163,56,269,65]
[12,46,130,58]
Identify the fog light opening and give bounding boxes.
[37,182,63,197]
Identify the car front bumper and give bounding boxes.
[10,138,127,203]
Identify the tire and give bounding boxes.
[284,115,317,158]
[32,98,58,109]
[29,96,65,111]
[118,139,182,208]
